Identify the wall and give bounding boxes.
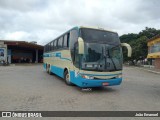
[155,58,160,69]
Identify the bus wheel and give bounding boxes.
[64,70,72,85]
[46,64,49,73]
[48,65,52,75]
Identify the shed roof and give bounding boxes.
[0,40,43,50]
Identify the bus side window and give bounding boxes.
[74,42,79,68]
[67,33,70,47]
[70,29,78,67]
[58,37,63,49]
[70,30,78,50]
[54,40,57,50]
[64,33,69,48]
[44,45,46,52]
[46,45,48,52]
[49,43,51,51]
[47,44,49,52]
[48,43,51,51]
[51,42,54,51]
[52,41,54,50]
[50,43,52,51]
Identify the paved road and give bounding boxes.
[0,65,160,119]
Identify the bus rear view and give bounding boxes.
[43,26,132,88]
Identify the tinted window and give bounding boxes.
[46,44,48,52]
[70,29,78,50]
[50,43,52,51]
[54,40,57,50]
[46,45,48,52]
[70,29,79,67]
[74,43,79,68]
[53,41,54,50]
[44,45,46,52]
[47,44,49,52]
[58,37,63,48]
[51,42,54,50]
[48,43,51,51]
[80,28,120,45]
[64,33,69,48]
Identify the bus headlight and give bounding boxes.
[81,75,94,79]
[116,74,122,78]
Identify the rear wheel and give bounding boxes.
[46,64,49,73]
[47,64,52,75]
[64,70,73,85]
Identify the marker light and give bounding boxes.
[116,74,122,78]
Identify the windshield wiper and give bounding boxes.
[106,48,117,71]
[101,47,107,70]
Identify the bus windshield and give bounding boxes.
[80,28,122,71]
[80,28,120,45]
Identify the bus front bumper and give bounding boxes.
[70,73,122,88]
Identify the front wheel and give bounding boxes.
[64,70,73,86]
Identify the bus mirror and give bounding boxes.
[78,37,84,54]
[121,43,132,57]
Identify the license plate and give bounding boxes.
[87,64,92,67]
[102,82,109,86]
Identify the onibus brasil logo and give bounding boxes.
[2,112,42,118]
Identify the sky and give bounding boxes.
[0,0,160,45]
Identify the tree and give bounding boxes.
[120,27,160,64]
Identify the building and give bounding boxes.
[0,40,43,64]
[147,35,160,69]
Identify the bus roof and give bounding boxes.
[45,26,117,46]
[79,26,117,34]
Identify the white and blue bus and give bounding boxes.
[43,26,131,88]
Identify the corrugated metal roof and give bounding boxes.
[0,40,43,50]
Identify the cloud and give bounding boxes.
[0,0,160,45]
[0,0,47,12]
[4,31,30,40]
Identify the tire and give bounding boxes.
[64,70,73,85]
[47,64,52,75]
[46,64,49,73]
[48,65,52,75]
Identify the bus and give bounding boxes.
[43,26,132,88]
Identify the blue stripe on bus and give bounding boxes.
[43,52,71,61]
[60,57,71,61]
[43,54,50,57]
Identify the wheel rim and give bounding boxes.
[47,65,50,73]
[49,67,51,73]
[66,73,69,82]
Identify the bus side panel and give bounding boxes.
[70,71,82,86]
[51,65,64,78]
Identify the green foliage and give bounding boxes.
[120,27,160,62]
